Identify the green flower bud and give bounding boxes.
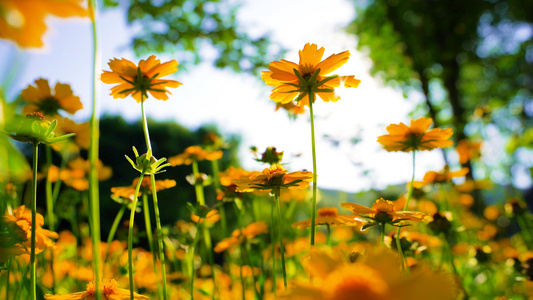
[7,112,75,145]
[125,146,170,175]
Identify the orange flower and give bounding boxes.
[422,165,469,184]
[262,43,361,107]
[4,205,58,253]
[342,198,429,225]
[218,166,257,187]
[214,221,268,253]
[191,209,220,224]
[48,158,112,191]
[292,207,363,229]
[51,118,90,153]
[377,117,453,152]
[456,139,482,164]
[21,79,83,116]
[44,278,148,300]
[101,55,182,102]
[233,164,312,193]
[0,0,87,48]
[111,177,176,200]
[169,146,223,166]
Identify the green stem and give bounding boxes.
[189,227,201,300]
[141,97,152,152]
[241,244,261,300]
[270,200,277,294]
[142,194,162,300]
[128,173,145,300]
[45,145,55,293]
[5,259,10,300]
[326,224,331,246]
[30,143,38,300]
[274,190,287,287]
[239,256,246,300]
[150,173,168,300]
[52,154,68,202]
[211,160,228,237]
[104,203,127,267]
[380,223,385,245]
[308,91,318,246]
[88,0,102,298]
[396,150,416,271]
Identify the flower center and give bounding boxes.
[39,97,62,116]
[324,264,388,300]
[102,279,119,295]
[374,211,394,224]
[318,208,338,217]
[85,281,96,295]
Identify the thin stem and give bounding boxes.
[211,159,227,237]
[45,145,55,293]
[141,96,152,152]
[150,173,169,300]
[104,203,127,267]
[189,227,201,300]
[270,200,277,294]
[88,0,102,298]
[30,143,38,300]
[142,194,162,300]
[396,150,416,271]
[128,173,145,300]
[308,91,318,246]
[239,255,246,300]
[326,224,331,247]
[5,259,10,300]
[274,190,287,288]
[380,223,385,245]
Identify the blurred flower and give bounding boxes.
[191,208,220,225]
[292,207,363,229]
[4,205,58,253]
[422,165,469,184]
[280,188,308,203]
[214,221,268,253]
[101,55,182,102]
[275,101,306,116]
[219,166,257,187]
[377,117,453,152]
[48,157,112,191]
[169,146,223,166]
[21,79,83,116]
[342,198,429,225]
[280,247,456,300]
[234,164,312,193]
[51,118,90,153]
[111,177,176,200]
[44,278,149,299]
[262,43,361,107]
[456,139,482,164]
[0,0,87,48]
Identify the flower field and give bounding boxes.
[1,0,533,299]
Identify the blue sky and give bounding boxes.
[0,0,456,193]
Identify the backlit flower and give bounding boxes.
[262,43,361,107]
[342,198,429,227]
[280,247,456,300]
[0,0,87,48]
[292,207,363,229]
[101,55,182,102]
[214,221,268,253]
[48,157,112,191]
[44,278,148,300]
[4,205,58,253]
[191,208,220,224]
[456,139,482,164]
[377,117,453,152]
[422,165,469,184]
[21,79,83,116]
[169,146,223,166]
[233,164,313,193]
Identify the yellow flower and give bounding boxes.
[48,157,112,191]
[0,0,87,48]
[280,247,456,300]
[377,117,453,152]
[21,79,83,116]
[169,146,223,166]
[4,205,58,253]
[218,166,257,187]
[44,278,149,300]
[292,207,363,229]
[101,55,182,102]
[51,118,90,153]
[342,198,429,226]
[234,164,312,193]
[262,43,361,107]
[111,177,176,200]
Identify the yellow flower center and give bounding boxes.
[372,199,395,213]
[323,264,388,300]
[85,281,96,295]
[318,208,338,217]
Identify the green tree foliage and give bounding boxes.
[104,0,283,74]
[349,0,533,185]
